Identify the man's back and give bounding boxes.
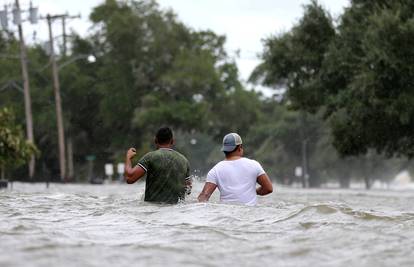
[206,158,265,205]
[138,148,190,203]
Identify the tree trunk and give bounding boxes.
[67,137,74,181]
[308,169,321,188]
[364,176,371,190]
[339,176,350,188]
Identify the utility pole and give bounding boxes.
[47,14,66,181]
[44,13,80,182]
[62,15,67,56]
[60,13,80,181]
[14,0,36,179]
[58,13,80,57]
[301,139,309,188]
[300,111,309,188]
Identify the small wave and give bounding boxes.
[271,203,412,224]
[88,210,106,217]
[299,221,329,229]
[270,204,338,223]
[339,207,390,221]
[7,212,23,217]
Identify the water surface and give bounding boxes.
[1,182,413,267]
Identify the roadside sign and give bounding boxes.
[86,155,96,161]
[105,164,113,176]
[117,163,125,174]
[295,166,303,177]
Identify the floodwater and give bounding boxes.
[1,182,413,267]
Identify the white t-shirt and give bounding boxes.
[206,157,266,206]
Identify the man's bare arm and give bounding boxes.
[256,173,273,195]
[124,148,146,184]
[198,182,217,202]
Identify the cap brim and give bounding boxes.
[221,145,237,152]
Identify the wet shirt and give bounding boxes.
[206,158,265,206]
[137,148,190,204]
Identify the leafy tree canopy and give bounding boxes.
[253,0,414,158]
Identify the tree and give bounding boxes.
[41,0,263,178]
[256,0,414,158]
[250,0,335,112]
[0,107,37,179]
[246,100,325,187]
[252,0,414,189]
[317,0,414,157]
[250,1,335,187]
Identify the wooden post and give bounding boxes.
[47,14,66,181]
[15,0,35,179]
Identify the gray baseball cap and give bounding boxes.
[221,133,243,152]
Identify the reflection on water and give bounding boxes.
[1,182,414,267]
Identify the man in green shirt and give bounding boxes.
[124,127,191,204]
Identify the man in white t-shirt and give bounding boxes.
[198,133,273,205]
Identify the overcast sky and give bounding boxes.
[2,0,350,93]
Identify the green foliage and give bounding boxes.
[80,0,262,164]
[0,107,38,171]
[254,0,414,160]
[246,101,325,186]
[322,1,414,157]
[13,0,261,179]
[249,1,336,186]
[250,0,414,187]
[251,0,335,112]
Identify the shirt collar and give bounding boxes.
[158,147,174,151]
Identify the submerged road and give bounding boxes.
[1,182,413,267]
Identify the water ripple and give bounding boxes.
[1,183,414,267]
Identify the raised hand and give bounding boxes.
[127,148,137,160]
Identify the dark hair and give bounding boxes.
[223,145,241,156]
[155,127,173,144]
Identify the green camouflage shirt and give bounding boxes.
[138,148,190,203]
